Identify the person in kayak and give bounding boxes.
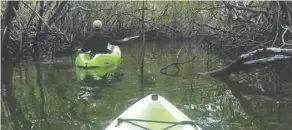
[81,20,134,53]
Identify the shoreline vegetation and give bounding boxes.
[1,1,291,77]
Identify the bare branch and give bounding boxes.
[69,6,112,11]
[160,42,198,76]
[241,47,292,59]
[225,3,269,16]
[200,47,292,76]
[280,25,292,47]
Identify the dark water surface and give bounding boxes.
[1,43,292,130]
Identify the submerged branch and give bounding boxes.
[160,43,198,76]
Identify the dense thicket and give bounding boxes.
[1,1,291,60]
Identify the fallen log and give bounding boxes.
[200,47,292,77]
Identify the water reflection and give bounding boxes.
[76,69,125,100]
[1,43,292,130]
[213,72,292,130]
[1,61,32,130]
[35,62,50,129]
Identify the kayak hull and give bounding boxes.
[75,44,121,68]
[105,94,202,130]
[75,67,115,81]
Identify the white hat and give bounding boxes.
[92,20,102,29]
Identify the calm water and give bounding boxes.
[1,42,292,130]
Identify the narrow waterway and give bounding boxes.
[1,42,292,130]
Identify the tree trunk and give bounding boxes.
[140,1,146,79]
[1,1,20,62]
[1,2,32,129]
[139,1,146,96]
[33,1,44,61]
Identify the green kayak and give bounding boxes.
[75,44,121,68]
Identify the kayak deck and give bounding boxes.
[105,94,202,130]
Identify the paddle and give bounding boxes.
[121,35,141,42]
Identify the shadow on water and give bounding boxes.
[55,69,126,129]
[213,69,292,130]
[77,71,125,100]
[55,86,101,130]
[1,61,32,130]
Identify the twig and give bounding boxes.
[159,43,186,75]
[69,6,112,11]
[2,26,8,44]
[280,25,291,47]
[177,56,198,64]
